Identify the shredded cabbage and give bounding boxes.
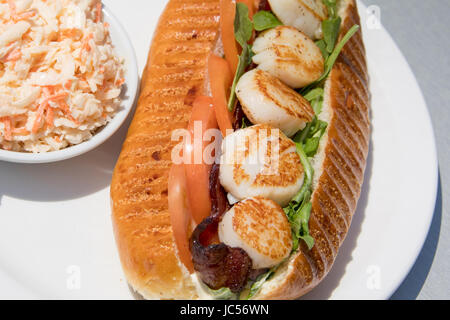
[0,0,125,153]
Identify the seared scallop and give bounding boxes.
[218,197,293,269]
[268,0,327,39]
[236,69,314,137]
[219,124,304,207]
[252,26,324,88]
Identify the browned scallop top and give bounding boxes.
[252,70,315,120]
[232,197,292,260]
[268,26,324,77]
[298,0,328,20]
[224,124,304,188]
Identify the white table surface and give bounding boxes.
[359,0,449,300]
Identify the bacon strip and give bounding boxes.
[189,164,252,293]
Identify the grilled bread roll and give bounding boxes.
[110,0,370,300]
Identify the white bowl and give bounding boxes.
[0,5,139,164]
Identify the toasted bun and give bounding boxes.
[110,0,370,300]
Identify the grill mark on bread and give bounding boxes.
[308,218,334,267]
[329,136,364,176]
[163,15,219,28]
[173,0,220,14]
[311,199,342,251]
[160,29,218,42]
[319,174,353,225]
[328,141,363,183]
[332,116,366,161]
[325,159,358,205]
[339,38,366,81]
[314,189,349,235]
[327,146,361,192]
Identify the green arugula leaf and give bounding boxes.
[322,17,341,53]
[301,24,359,95]
[304,87,325,115]
[299,234,315,250]
[293,143,314,204]
[315,39,329,60]
[320,24,359,81]
[295,117,328,157]
[246,268,276,300]
[228,45,249,111]
[293,122,312,145]
[228,3,254,111]
[241,117,249,129]
[291,233,300,251]
[322,0,338,18]
[246,44,255,65]
[206,286,236,300]
[283,144,315,251]
[311,96,324,115]
[253,10,282,31]
[303,88,324,102]
[304,137,321,157]
[234,2,253,48]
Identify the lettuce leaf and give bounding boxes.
[253,10,282,31]
[228,3,253,111]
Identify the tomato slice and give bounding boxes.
[184,96,219,224]
[168,164,194,273]
[237,0,254,18]
[220,0,255,75]
[220,0,239,75]
[209,54,234,137]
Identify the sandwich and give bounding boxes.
[110,0,370,300]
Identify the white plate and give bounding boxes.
[0,5,139,164]
[0,0,438,299]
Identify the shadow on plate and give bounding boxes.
[0,111,135,204]
[389,173,442,300]
[302,135,374,300]
[128,284,145,300]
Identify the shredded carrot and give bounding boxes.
[64,80,72,90]
[59,101,78,124]
[115,78,125,87]
[32,102,47,133]
[81,33,94,53]
[58,28,82,41]
[42,92,69,104]
[4,48,21,62]
[12,128,30,136]
[8,0,35,22]
[104,22,110,29]
[45,106,54,128]
[96,2,102,23]
[13,11,36,22]
[54,135,61,143]
[42,86,52,96]
[1,117,12,141]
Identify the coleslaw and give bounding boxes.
[0,0,125,153]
